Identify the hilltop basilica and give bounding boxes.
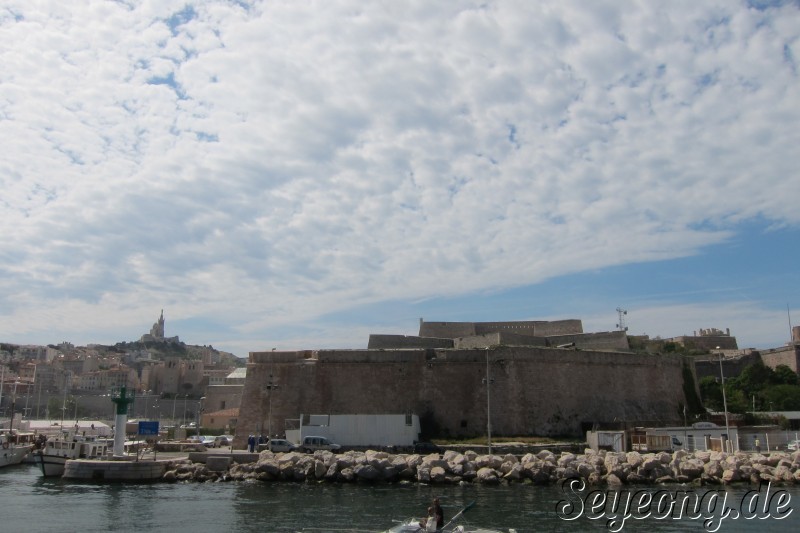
[139,310,180,344]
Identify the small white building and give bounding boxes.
[588,422,742,453]
[285,413,421,448]
[642,422,740,453]
[20,419,112,437]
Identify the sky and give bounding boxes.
[1,1,799,358]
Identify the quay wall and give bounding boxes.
[62,459,168,480]
[236,347,692,447]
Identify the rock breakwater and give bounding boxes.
[163,448,800,485]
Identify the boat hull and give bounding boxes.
[382,518,510,533]
[0,445,31,469]
[37,434,110,477]
[38,452,69,477]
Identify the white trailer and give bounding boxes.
[285,413,420,448]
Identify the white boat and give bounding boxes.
[38,433,110,477]
[0,431,35,469]
[0,379,35,469]
[382,519,514,533]
[382,502,515,533]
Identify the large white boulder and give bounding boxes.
[476,467,499,484]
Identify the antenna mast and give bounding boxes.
[616,307,628,332]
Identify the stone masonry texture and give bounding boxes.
[235,346,690,448]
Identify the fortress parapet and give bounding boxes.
[419,319,582,338]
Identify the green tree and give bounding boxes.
[703,360,800,415]
[773,365,799,386]
[725,388,750,414]
[664,342,679,353]
[730,360,775,397]
[761,384,800,411]
[699,376,723,411]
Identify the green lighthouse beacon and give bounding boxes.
[110,386,135,457]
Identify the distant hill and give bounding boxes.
[106,340,245,366]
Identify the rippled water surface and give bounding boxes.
[2,463,799,532]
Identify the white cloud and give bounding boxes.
[1,1,799,354]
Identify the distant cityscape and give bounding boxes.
[1,311,799,441]
[0,312,243,428]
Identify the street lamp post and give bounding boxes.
[36,380,43,419]
[24,367,35,419]
[183,394,189,427]
[717,347,731,452]
[196,397,205,438]
[60,374,69,430]
[682,404,688,451]
[263,354,280,439]
[482,349,494,455]
[264,376,280,439]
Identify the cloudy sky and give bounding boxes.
[2,1,799,357]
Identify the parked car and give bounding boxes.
[268,438,297,452]
[213,435,233,448]
[788,440,800,451]
[300,436,341,453]
[199,436,216,447]
[413,441,442,454]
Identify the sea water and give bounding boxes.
[1,463,798,532]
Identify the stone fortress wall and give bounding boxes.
[757,326,800,373]
[235,319,696,447]
[760,345,800,373]
[369,319,628,352]
[418,318,583,338]
[693,325,800,379]
[694,351,761,381]
[452,332,547,349]
[367,335,455,349]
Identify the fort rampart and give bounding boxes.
[453,332,547,349]
[367,335,454,349]
[235,346,693,447]
[694,352,761,381]
[759,345,800,373]
[418,319,583,338]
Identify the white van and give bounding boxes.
[301,435,341,453]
